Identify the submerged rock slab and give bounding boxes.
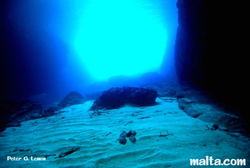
[90,87,158,110]
[177,92,249,136]
[57,91,84,109]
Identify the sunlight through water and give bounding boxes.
[74,0,167,81]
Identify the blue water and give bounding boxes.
[0,0,178,106]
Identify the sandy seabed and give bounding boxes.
[0,97,249,168]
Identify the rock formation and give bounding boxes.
[57,91,85,109]
[0,91,85,132]
[90,87,158,110]
[0,97,55,132]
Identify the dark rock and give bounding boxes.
[90,87,158,110]
[211,124,219,131]
[57,91,84,109]
[43,106,59,116]
[118,130,137,144]
[0,91,84,132]
[126,130,137,137]
[120,131,127,138]
[129,135,136,143]
[118,137,127,145]
[178,95,249,136]
[177,98,202,118]
[176,91,185,99]
[0,97,56,132]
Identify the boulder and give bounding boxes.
[118,130,137,145]
[57,91,84,109]
[90,87,158,110]
[129,135,136,143]
[126,130,137,137]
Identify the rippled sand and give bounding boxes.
[0,98,249,168]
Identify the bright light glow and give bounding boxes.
[74,0,167,81]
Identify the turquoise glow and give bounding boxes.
[74,0,167,81]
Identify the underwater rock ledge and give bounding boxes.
[0,97,55,132]
[176,89,250,137]
[0,91,85,132]
[90,87,158,110]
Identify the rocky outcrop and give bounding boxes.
[0,97,55,132]
[176,88,250,136]
[57,91,85,109]
[90,87,158,110]
[0,91,85,132]
[177,95,249,136]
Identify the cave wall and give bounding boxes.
[174,0,247,115]
[0,0,68,97]
[175,0,209,88]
